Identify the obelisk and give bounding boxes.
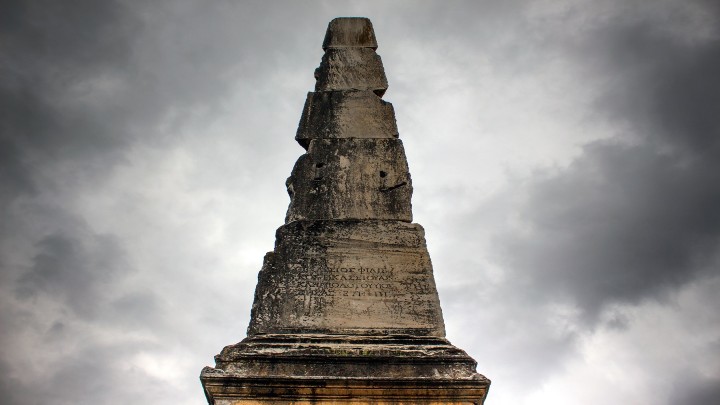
[201,17,490,404]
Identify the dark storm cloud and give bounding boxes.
[2,1,718,404]
[0,340,169,405]
[482,0,720,322]
[0,219,170,403]
[1,0,152,332]
[586,12,720,152]
[0,0,140,201]
[0,359,23,405]
[0,0,147,347]
[0,0,306,205]
[16,231,129,319]
[0,1,260,403]
[670,370,720,405]
[497,140,720,318]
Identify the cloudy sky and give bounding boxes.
[2,0,719,404]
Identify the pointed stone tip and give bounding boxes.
[322,17,378,50]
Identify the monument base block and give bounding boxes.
[201,334,490,405]
[202,378,487,405]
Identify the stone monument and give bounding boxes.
[201,17,490,404]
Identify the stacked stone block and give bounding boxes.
[201,18,490,405]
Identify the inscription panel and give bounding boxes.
[248,221,445,336]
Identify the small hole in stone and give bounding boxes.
[379,171,387,178]
[316,162,325,168]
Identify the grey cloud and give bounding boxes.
[0,0,140,206]
[0,342,169,405]
[670,373,720,405]
[0,359,24,405]
[433,0,720,321]
[0,223,175,405]
[109,290,163,328]
[41,345,166,404]
[495,140,720,321]
[0,0,308,205]
[16,231,129,319]
[584,12,720,153]
[440,280,579,388]
[2,1,718,404]
[0,0,137,74]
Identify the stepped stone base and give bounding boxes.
[201,334,490,405]
[202,379,488,405]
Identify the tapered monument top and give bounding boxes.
[201,17,490,404]
[322,17,378,50]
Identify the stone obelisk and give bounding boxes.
[201,17,490,404]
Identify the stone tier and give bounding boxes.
[322,17,378,50]
[201,334,490,405]
[296,90,398,148]
[248,220,444,337]
[315,47,388,95]
[285,139,412,223]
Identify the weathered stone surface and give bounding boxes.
[201,335,490,404]
[201,16,491,405]
[322,17,378,50]
[285,138,412,222]
[247,220,444,336]
[201,334,489,404]
[215,335,477,377]
[202,353,489,405]
[314,48,388,95]
[202,378,489,405]
[296,90,398,148]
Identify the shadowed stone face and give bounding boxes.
[285,139,412,223]
[322,17,378,50]
[314,48,388,95]
[201,16,490,405]
[296,90,398,148]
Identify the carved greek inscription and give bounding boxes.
[272,248,443,330]
[290,266,395,298]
